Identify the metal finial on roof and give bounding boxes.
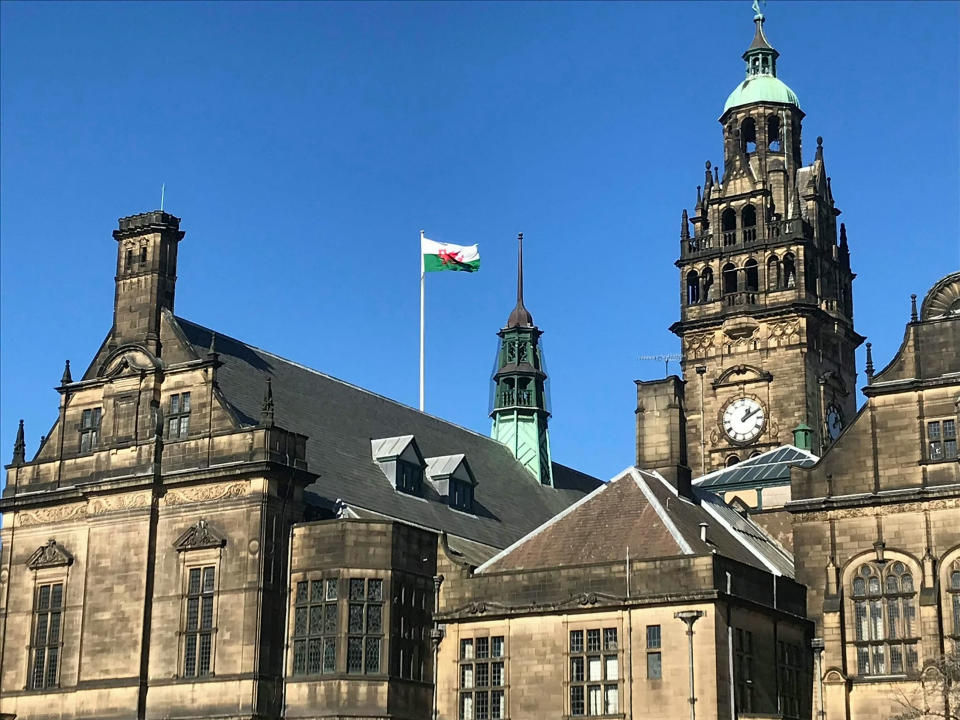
[816,136,824,161]
[506,233,534,328]
[61,359,72,385]
[208,332,217,356]
[12,419,26,466]
[261,376,275,425]
[681,209,690,241]
[752,0,764,21]
[910,294,918,322]
[704,161,713,189]
[865,342,875,379]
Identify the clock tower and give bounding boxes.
[669,9,862,474]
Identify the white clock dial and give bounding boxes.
[826,405,844,441]
[722,397,766,444]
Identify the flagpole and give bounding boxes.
[419,230,425,412]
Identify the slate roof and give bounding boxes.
[173,315,601,550]
[694,445,818,490]
[477,467,795,577]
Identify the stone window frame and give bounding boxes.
[78,407,102,453]
[28,576,67,690]
[567,623,621,717]
[292,576,340,676]
[345,576,384,675]
[734,627,754,713]
[843,552,921,679]
[926,417,958,462]
[458,632,507,720]
[166,391,192,441]
[178,548,222,680]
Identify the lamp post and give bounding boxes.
[675,610,706,720]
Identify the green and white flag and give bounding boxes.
[421,236,481,273]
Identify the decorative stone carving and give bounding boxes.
[17,504,87,527]
[174,519,226,552]
[163,481,247,507]
[87,491,152,516]
[97,344,162,379]
[26,539,74,570]
[798,497,960,522]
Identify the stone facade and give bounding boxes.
[789,273,960,720]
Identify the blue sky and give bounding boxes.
[1,1,958,483]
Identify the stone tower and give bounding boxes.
[491,234,553,485]
[670,10,862,475]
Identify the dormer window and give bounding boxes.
[450,479,474,512]
[396,460,423,496]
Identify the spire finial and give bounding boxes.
[839,223,848,248]
[61,359,72,385]
[816,136,824,161]
[208,332,217,356]
[695,185,702,211]
[865,342,875,379]
[791,182,802,219]
[261,376,275,425]
[12,419,26,466]
[506,233,534,328]
[681,209,690,241]
[752,0,764,21]
[910,294,918,322]
[714,165,720,187]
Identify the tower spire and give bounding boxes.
[507,233,534,328]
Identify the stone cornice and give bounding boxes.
[788,484,960,517]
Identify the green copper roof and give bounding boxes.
[723,74,800,113]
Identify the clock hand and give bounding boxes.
[741,406,760,422]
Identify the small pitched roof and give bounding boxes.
[426,454,472,481]
[694,445,818,490]
[371,435,419,462]
[477,468,794,577]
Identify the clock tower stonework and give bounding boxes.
[639,11,862,478]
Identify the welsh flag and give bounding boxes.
[421,236,480,273]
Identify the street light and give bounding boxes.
[675,610,706,720]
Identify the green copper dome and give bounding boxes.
[724,75,800,113]
[722,13,799,115]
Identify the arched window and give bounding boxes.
[700,267,714,302]
[744,259,759,293]
[783,253,797,289]
[686,270,700,304]
[722,263,738,296]
[742,205,757,242]
[722,209,737,247]
[726,455,740,467]
[946,560,960,639]
[740,118,757,154]
[850,561,918,676]
[767,255,782,290]
[767,115,781,152]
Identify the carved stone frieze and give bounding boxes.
[162,481,248,507]
[87,491,152,516]
[797,497,960,522]
[26,539,74,570]
[17,504,87,527]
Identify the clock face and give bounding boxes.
[826,405,844,441]
[722,396,766,444]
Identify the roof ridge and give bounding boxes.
[633,469,694,554]
[174,315,581,467]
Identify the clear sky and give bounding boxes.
[2,1,958,484]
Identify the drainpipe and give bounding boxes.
[675,610,706,720]
[431,574,445,720]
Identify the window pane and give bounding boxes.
[347,637,363,673]
[855,601,867,641]
[323,638,336,673]
[296,581,308,603]
[349,579,365,601]
[870,600,884,639]
[307,638,322,674]
[348,604,364,633]
[201,596,213,629]
[45,647,58,687]
[491,690,504,719]
[647,651,662,679]
[476,690,489,720]
[890,644,903,674]
[906,644,918,671]
[366,604,382,633]
[856,646,869,675]
[587,629,601,652]
[605,655,619,681]
[902,574,914,593]
[888,599,900,639]
[605,684,619,714]
[182,392,191,412]
[905,600,916,636]
[189,569,202,595]
[853,577,865,597]
[310,605,323,635]
[364,637,380,673]
[38,585,51,610]
[168,418,179,438]
[35,614,49,644]
[461,692,474,720]
[929,421,942,440]
[588,685,602,715]
[570,685,584,716]
[326,579,338,601]
[184,635,197,677]
[51,584,63,608]
[49,612,61,643]
[198,633,212,675]
[462,663,474,688]
[187,597,200,631]
[571,656,584,682]
[324,603,337,634]
[492,661,504,686]
[476,637,489,658]
[82,409,92,429]
[570,630,583,653]
[461,639,475,660]
[646,625,661,649]
[953,595,960,635]
[368,578,383,601]
[32,648,46,689]
[179,415,190,437]
[294,607,307,637]
[476,662,489,687]
[202,567,215,593]
[603,628,618,650]
[293,639,306,675]
[588,656,602,681]
[491,636,504,658]
[868,577,881,595]
[170,394,180,414]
